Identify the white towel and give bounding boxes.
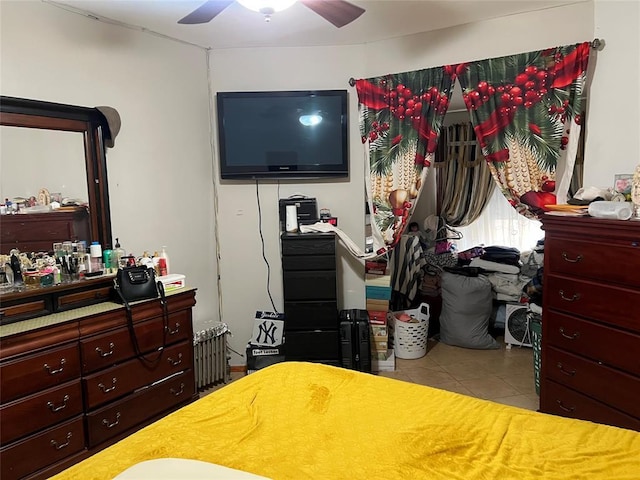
[299,222,383,260]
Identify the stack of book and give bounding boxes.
[365,270,394,372]
[369,312,395,372]
[365,271,391,313]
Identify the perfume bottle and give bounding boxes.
[632,164,640,219]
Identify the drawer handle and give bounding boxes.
[556,400,576,413]
[556,362,576,376]
[47,394,70,412]
[44,358,66,375]
[95,342,115,357]
[561,252,583,263]
[559,327,580,340]
[558,290,581,302]
[102,412,121,429]
[166,322,180,335]
[168,353,183,366]
[50,432,72,450]
[170,383,185,396]
[98,377,117,393]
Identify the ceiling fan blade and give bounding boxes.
[178,0,234,24]
[300,0,365,28]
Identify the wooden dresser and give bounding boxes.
[540,215,640,431]
[0,288,197,480]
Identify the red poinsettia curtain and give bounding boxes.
[456,42,591,218]
[356,67,454,254]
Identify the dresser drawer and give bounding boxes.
[284,301,338,330]
[541,379,640,431]
[0,298,51,323]
[86,370,194,448]
[546,346,640,418]
[283,270,336,301]
[282,254,335,271]
[0,416,85,480]
[281,235,335,256]
[545,311,640,376]
[80,310,191,374]
[0,343,81,403]
[57,286,112,311]
[0,379,83,445]
[546,237,640,288]
[83,340,192,409]
[546,275,640,331]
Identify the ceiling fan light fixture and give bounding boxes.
[237,0,297,14]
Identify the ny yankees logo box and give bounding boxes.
[250,311,285,347]
[248,311,285,373]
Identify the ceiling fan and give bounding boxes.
[178,0,366,28]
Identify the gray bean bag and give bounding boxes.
[439,271,499,349]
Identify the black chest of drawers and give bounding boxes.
[281,232,340,365]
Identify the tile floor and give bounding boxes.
[204,336,539,412]
[379,336,539,411]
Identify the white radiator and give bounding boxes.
[193,324,230,391]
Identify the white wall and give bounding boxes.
[584,0,640,188]
[209,46,366,364]
[0,1,220,331]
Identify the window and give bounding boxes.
[454,189,544,253]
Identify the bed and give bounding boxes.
[51,362,640,480]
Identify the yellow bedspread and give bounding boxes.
[52,362,640,480]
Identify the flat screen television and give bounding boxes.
[216,90,349,180]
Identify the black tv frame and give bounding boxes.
[216,89,349,180]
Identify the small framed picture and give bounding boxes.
[614,174,633,198]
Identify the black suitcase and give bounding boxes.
[339,309,371,373]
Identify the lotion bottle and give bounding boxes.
[160,246,170,275]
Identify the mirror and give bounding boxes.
[0,96,112,255]
[1,127,88,207]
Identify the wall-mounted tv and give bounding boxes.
[216,90,349,180]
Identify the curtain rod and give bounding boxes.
[348,39,604,87]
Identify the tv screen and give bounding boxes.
[216,90,349,179]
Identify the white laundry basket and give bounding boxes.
[391,303,430,359]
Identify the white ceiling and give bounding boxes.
[52,0,584,50]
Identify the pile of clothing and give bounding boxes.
[457,246,529,303]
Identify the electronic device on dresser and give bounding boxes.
[539,215,640,431]
[281,232,340,365]
[278,196,318,229]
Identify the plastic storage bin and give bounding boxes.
[390,303,430,359]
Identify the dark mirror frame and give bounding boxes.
[0,96,115,324]
[0,95,113,251]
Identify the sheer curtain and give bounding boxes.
[455,188,544,253]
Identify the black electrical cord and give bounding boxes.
[255,179,278,313]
